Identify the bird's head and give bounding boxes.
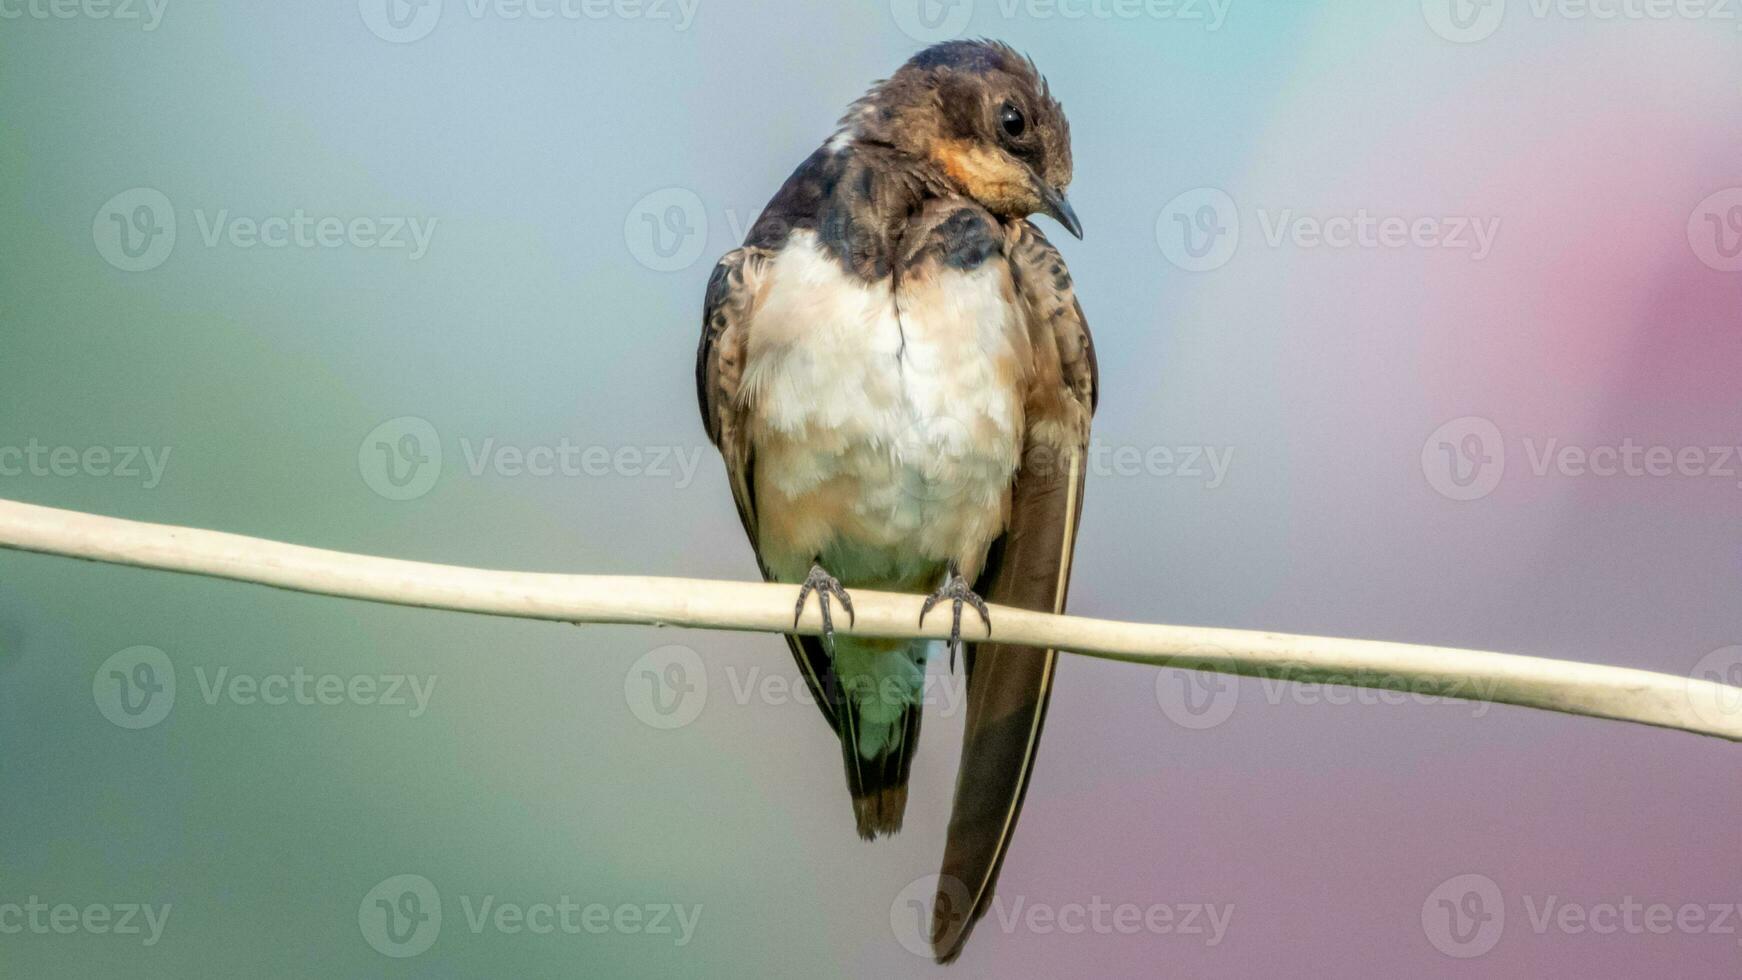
[849,39,1081,238]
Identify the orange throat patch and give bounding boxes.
[930,140,1032,216]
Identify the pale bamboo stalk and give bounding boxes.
[0,496,1737,742]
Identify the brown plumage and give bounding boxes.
[695,39,1096,963]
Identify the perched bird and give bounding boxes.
[696,39,1096,962]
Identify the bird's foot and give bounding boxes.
[919,563,990,671]
[794,562,854,651]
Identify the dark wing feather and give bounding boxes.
[697,247,844,731]
[932,222,1097,963]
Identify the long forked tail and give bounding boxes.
[929,641,1058,961]
[930,441,1085,963]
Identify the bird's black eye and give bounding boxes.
[999,103,1026,140]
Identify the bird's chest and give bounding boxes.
[744,233,1026,576]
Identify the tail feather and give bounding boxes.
[833,637,928,839]
[930,441,1086,963]
[930,642,1057,961]
[846,701,922,839]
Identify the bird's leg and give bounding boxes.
[919,560,991,671]
[794,560,854,652]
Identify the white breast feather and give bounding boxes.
[743,231,1024,582]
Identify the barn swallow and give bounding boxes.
[696,40,1096,962]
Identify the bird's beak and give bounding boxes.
[1037,182,1083,239]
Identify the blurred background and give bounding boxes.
[4,1,1742,976]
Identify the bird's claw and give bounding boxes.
[919,566,990,672]
[795,562,854,650]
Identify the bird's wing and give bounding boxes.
[933,221,1098,963]
[697,246,845,732]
